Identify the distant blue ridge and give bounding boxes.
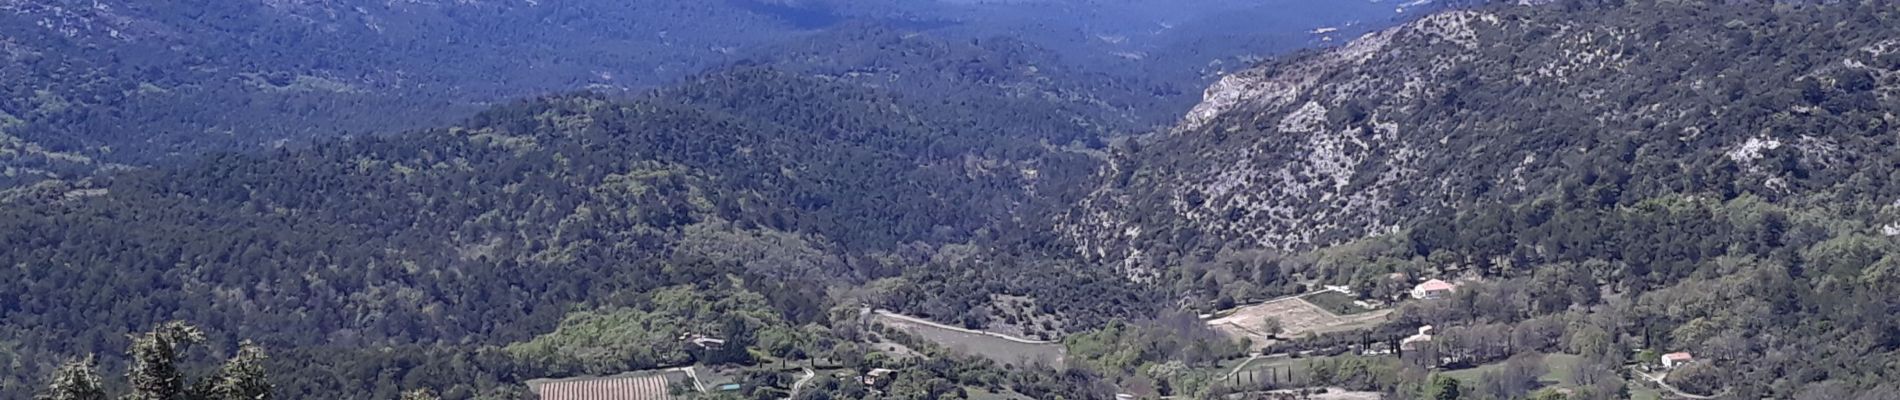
[726,0,845,29]
[726,0,960,30]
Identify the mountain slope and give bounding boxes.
[0,58,1124,397]
[1067,3,1900,277]
[0,0,1422,188]
[0,0,793,170]
[1056,2,1900,398]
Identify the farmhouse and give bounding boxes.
[1662,352,1694,369]
[1411,279,1457,300]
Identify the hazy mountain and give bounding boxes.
[0,0,1419,186]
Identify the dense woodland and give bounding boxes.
[8,1,1900,399]
[0,0,1401,187]
[0,55,1144,397]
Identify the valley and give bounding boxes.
[0,0,1426,186]
[8,1,1900,400]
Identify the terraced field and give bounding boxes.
[528,369,692,400]
[872,310,1066,367]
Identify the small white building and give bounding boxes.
[862,368,896,386]
[1411,279,1457,300]
[1662,352,1694,369]
[681,334,726,350]
[1401,333,1434,351]
[1324,285,1355,295]
[1396,325,1437,352]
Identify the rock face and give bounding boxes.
[1065,3,1900,277]
[1064,11,1502,278]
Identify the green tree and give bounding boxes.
[35,356,107,400]
[1259,317,1285,339]
[1424,374,1464,400]
[1529,388,1570,400]
[195,342,272,400]
[127,322,206,400]
[41,323,274,400]
[1634,350,1660,367]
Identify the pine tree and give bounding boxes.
[401,389,442,400]
[39,323,277,400]
[196,341,272,400]
[1425,374,1465,400]
[127,322,206,400]
[35,356,107,400]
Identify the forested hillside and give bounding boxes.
[13,1,1900,399]
[1069,1,1900,276]
[0,0,1412,187]
[1059,1,1900,398]
[0,50,1148,396]
[0,0,797,179]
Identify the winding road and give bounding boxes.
[787,368,816,399]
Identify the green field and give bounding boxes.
[1629,385,1664,400]
[1440,354,1582,390]
[1217,354,1406,391]
[966,387,1033,400]
[1302,291,1375,315]
[873,313,1066,367]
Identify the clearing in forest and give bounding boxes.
[1205,295,1392,350]
[871,310,1066,367]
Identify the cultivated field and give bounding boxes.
[1206,295,1392,349]
[528,369,692,400]
[1441,353,1581,389]
[872,311,1065,367]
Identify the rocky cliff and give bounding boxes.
[1067,3,1900,277]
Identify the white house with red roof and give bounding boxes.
[1662,352,1694,369]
